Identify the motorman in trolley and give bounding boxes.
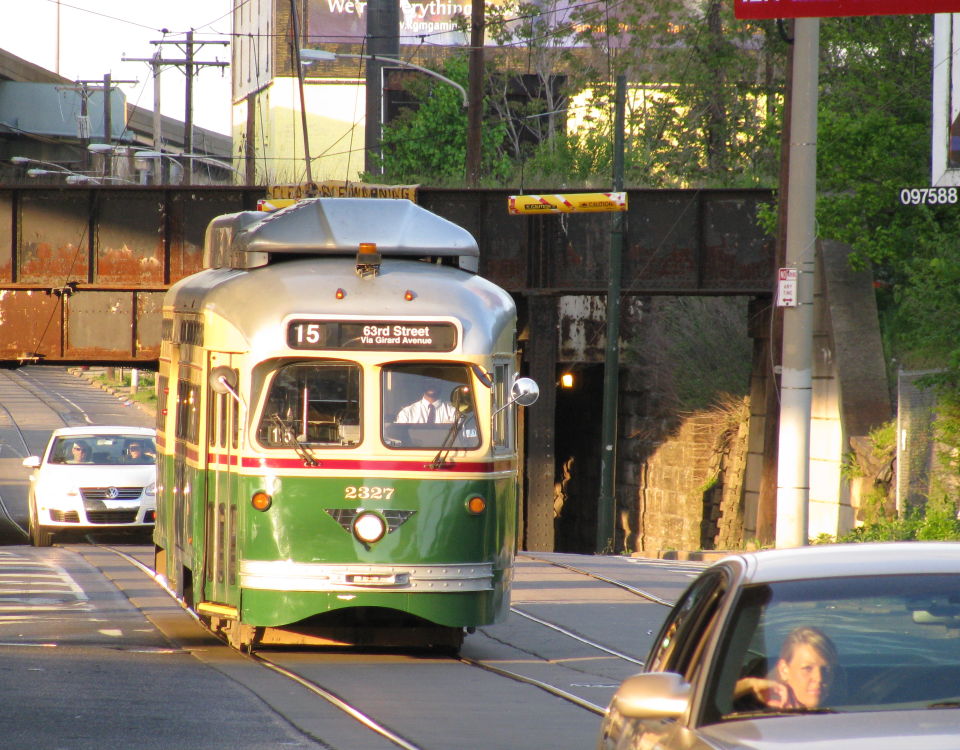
[396,386,456,423]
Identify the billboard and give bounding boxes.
[735,0,960,18]
[233,0,273,102]
[306,0,582,47]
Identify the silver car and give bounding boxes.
[597,542,960,750]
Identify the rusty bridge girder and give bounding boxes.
[0,185,774,364]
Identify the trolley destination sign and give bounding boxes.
[288,319,457,351]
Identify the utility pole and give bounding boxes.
[365,0,400,175]
[185,30,194,181]
[465,0,485,185]
[776,17,820,548]
[103,73,112,178]
[290,0,314,187]
[596,74,626,554]
[73,75,137,176]
[125,34,229,185]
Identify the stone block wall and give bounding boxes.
[631,400,749,555]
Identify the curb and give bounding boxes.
[68,367,157,418]
[632,550,735,562]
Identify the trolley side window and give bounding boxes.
[257,361,361,448]
[492,362,512,450]
[382,363,480,450]
[175,379,201,444]
[156,374,168,433]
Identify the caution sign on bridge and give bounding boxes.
[507,192,627,215]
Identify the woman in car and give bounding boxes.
[735,625,837,710]
[65,441,93,464]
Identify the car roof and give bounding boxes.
[714,542,960,583]
[50,426,155,437]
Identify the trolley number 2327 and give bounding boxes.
[345,486,396,500]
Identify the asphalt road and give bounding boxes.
[0,366,703,749]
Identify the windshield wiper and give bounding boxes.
[926,701,960,709]
[430,411,464,469]
[271,414,319,467]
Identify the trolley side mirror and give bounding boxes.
[511,377,539,407]
[492,377,539,417]
[209,366,242,404]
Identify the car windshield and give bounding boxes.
[49,435,156,465]
[706,574,960,722]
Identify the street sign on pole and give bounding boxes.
[735,0,960,18]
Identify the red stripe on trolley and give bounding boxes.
[226,455,511,473]
[208,452,240,466]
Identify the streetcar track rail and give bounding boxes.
[252,653,425,750]
[96,543,698,748]
[456,653,607,715]
[509,606,646,666]
[100,543,617,746]
[99,544,426,749]
[0,389,40,542]
[519,552,688,607]
[5,368,92,427]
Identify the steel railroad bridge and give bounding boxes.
[0,184,775,551]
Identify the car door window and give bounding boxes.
[647,570,728,676]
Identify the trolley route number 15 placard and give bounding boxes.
[288,320,457,351]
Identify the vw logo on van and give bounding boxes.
[105,487,120,500]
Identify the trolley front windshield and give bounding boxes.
[257,361,361,447]
[381,363,480,449]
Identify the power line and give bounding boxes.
[123,32,228,184]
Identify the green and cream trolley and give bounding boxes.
[153,198,537,651]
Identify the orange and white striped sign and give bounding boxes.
[507,192,628,215]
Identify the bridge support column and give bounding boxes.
[523,294,558,552]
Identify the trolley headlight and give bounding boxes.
[251,491,272,511]
[353,511,386,544]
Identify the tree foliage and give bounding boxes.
[376,6,960,393]
[373,55,511,185]
[814,17,960,383]
[378,0,787,187]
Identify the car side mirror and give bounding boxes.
[611,672,692,720]
[22,456,41,469]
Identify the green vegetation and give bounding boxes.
[377,0,785,188]
[86,368,157,412]
[376,7,960,537]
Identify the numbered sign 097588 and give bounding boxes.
[899,187,958,206]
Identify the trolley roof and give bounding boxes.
[167,256,517,356]
[204,198,479,270]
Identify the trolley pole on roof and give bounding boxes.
[596,74,626,554]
